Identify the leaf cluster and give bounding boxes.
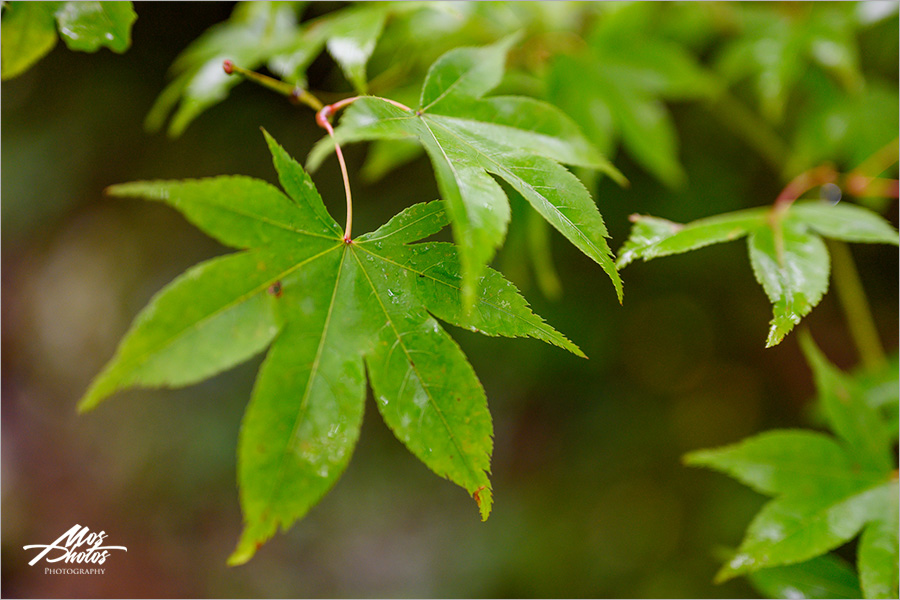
[309,37,623,308]
[26,1,894,583]
[145,1,542,136]
[617,201,898,347]
[124,0,900,219]
[715,3,865,124]
[545,2,716,188]
[687,332,898,598]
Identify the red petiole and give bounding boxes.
[315,97,412,242]
[221,60,417,241]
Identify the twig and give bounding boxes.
[827,239,887,370]
[223,60,323,112]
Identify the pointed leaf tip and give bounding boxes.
[474,485,493,521]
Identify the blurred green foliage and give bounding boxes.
[1,1,136,80]
[2,1,898,598]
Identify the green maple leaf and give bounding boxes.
[617,201,899,347]
[686,333,898,598]
[78,131,583,565]
[1,1,136,80]
[307,36,625,308]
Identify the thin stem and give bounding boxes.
[842,175,900,199]
[223,60,323,111]
[316,107,354,241]
[315,96,414,241]
[851,138,899,178]
[827,239,887,370]
[773,164,838,213]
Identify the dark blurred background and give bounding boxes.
[2,2,897,598]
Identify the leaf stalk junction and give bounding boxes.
[223,61,412,242]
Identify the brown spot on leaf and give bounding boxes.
[473,486,486,508]
[267,281,282,297]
